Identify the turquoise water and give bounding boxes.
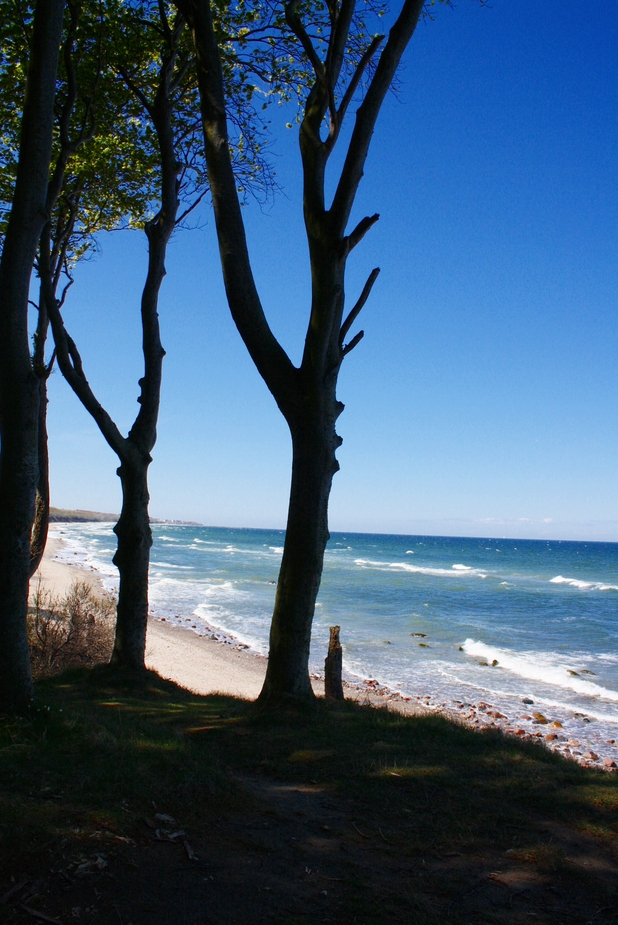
[51,523,618,749]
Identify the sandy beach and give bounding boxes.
[34,536,269,700]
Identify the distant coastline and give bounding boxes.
[49,507,118,523]
[49,507,202,526]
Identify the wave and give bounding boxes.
[462,639,618,703]
[550,575,618,592]
[150,561,194,570]
[354,559,487,579]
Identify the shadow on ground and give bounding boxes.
[1,667,617,924]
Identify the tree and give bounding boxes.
[45,1,199,668]
[0,0,66,711]
[45,0,283,669]
[1,0,168,678]
[0,1,160,575]
[0,0,309,696]
[179,0,426,703]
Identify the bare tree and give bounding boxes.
[178,0,425,703]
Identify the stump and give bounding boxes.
[324,625,344,700]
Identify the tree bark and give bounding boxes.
[28,376,51,578]
[0,0,65,712]
[110,454,153,668]
[260,409,339,702]
[324,625,344,700]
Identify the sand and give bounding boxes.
[33,536,268,699]
[31,536,105,599]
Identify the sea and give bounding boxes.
[50,523,618,762]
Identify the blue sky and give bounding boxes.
[46,0,618,541]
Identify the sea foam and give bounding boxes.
[550,575,618,592]
[462,639,618,703]
[354,559,487,578]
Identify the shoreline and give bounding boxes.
[37,532,427,710]
[34,528,618,770]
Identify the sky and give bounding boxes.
[45,0,618,542]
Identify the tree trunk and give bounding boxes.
[258,394,341,703]
[0,0,65,712]
[0,384,40,710]
[29,376,51,578]
[110,454,153,670]
[324,625,344,700]
[182,0,425,707]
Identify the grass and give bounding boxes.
[1,668,618,923]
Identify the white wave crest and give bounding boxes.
[354,559,487,579]
[150,561,193,570]
[200,580,244,600]
[462,639,618,702]
[550,575,618,592]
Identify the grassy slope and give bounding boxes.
[1,668,617,924]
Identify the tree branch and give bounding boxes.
[39,220,128,459]
[325,0,355,89]
[336,33,383,130]
[57,269,74,310]
[341,329,364,357]
[284,0,325,82]
[58,3,80,148]
[45,347,56,377]
[47,295,128,459]
[344,212,379,254]
[175,186,208,225]
[178,0,297,414]
[340,266,379,345]
[117,65,154,118]
[330,0,425,235]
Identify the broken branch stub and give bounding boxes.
[324,625,344,700]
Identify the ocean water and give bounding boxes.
[50,523,618,753]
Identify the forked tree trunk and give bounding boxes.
[0,0,65,712]
[111,455,153,668]
[46,11,181,672]
[182,0,424,706]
